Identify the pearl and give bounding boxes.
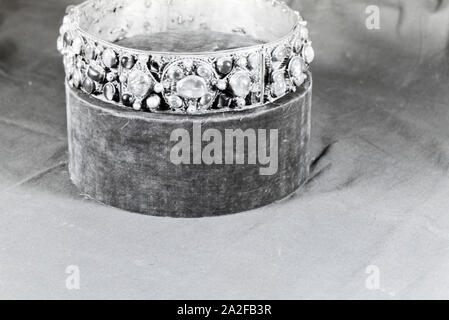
[146,95,161,110]
[122,93,134,107]
[102,48,118,68]
[199,93,213,107]
[216,57,233,75]
[127,70,153,98]
[133,101,142,111]
[229,71,252,98]
[121,55,136,69]
[167,95,183,109]
[153,83,164,93]
[216,79,227,91]
[103,83,117,101]
[197,65,213,79]
[176,75,208,99]
[303,44,315,64]
[87,63,106,83]
[82,78,95,94]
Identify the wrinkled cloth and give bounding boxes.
[0,0,449,299]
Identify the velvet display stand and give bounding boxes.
[66,77,312,217]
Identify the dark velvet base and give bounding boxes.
[66,78,312,217]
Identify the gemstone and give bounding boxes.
[87,63,106,83]
[83,78,95,94]
[84,44,96,60]
[303,44,315,64]
[187,102,197,114]
[72,70,83,88]
[299,26,309,39]
[63,32,73,47]
[183,60,194,71]
[176,75,208,99]
[197,65,213,79]
[121,55,136,69]
[229,71,252,97]
[273,46,287,62]
[153,83,164,93]
[248,53,262,70]
[216,57,233,75]
[167,95,183,109]
[106,72,117,82]
[167,67,184,81]
[236,57,248,68]
[288,57,304,79]
[102,48,118,68]
[127,70,153,98]
[146,95,161,111]
[235,98,246,107]
[103,83,117,101]
[57,36,64,53]
[293,74,307,86]
[216,79,227,91]
[122,93,134,106]
[271,71,287,97]
[72,36,84,55]
[199,93,213,107]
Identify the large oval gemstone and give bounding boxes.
[176,75,208,99]
[127,70,153,98]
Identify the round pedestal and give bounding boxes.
[66,78,312,217]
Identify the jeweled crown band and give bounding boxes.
[58,0,314,114]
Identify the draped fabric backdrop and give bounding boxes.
[0,0,448,299]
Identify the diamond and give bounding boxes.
[176,75,208,99]
[127,70,153,98]
[229,71,252,98]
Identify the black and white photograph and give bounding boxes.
[0,0,449,302]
